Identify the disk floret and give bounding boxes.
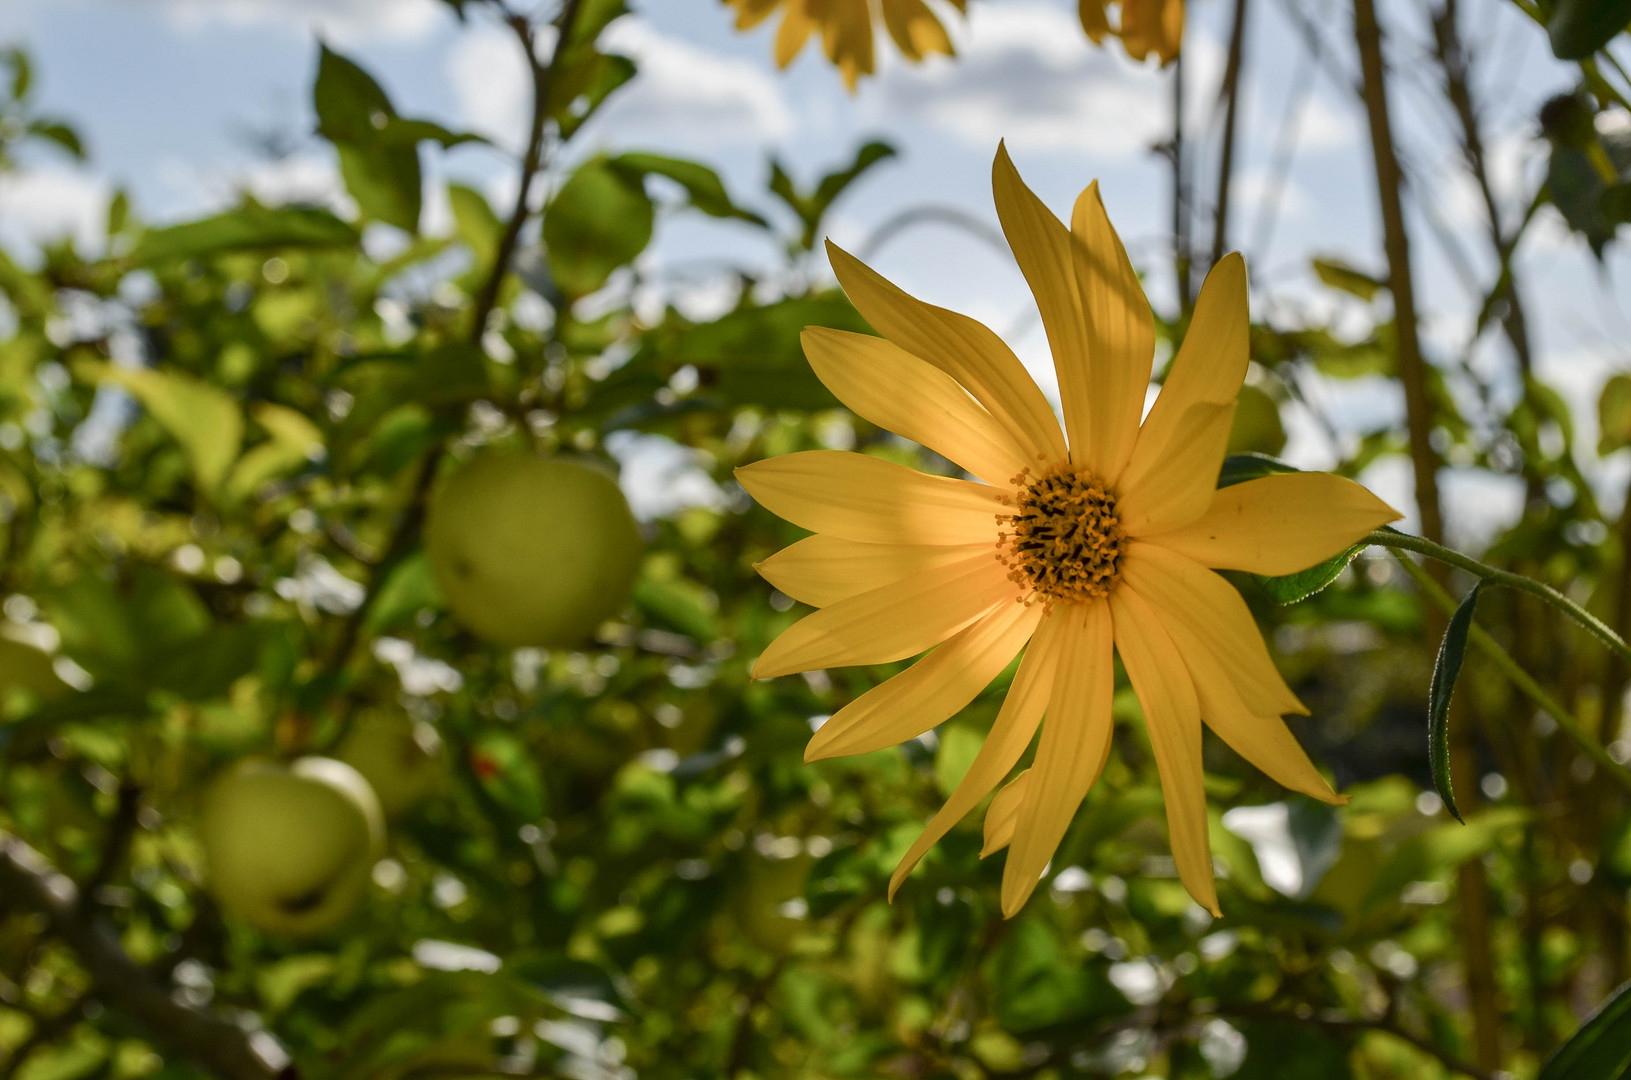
[996,467,1126,606]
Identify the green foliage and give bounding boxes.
[1427,580,1485,823]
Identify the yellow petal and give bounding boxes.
[889,605,1065,898]
[1116,401,1235,536]
[802,327,1032,486]
[821,0,874,89]
[991,145,1095,464]
[729,0,786,31]
[881,0,954,60]
[1070,181,1156,480]
[1122,0,1184,62]
[808,599,1041,761]
[753,555,1015,678]
[1000,600,1115,916]
[1121,541,1304,716]
[981,769,1031,857]
[1110,585,1220,916]
[1191,651,1344,805]
[774,0,817,66]
[1122,254,1248,501]
[736,450,1005,546]
[826,241,1066,467]
[1145,471,1402,575]
[756,534,992,608]
[1078,0,1112,41]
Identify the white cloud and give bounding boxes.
[873,2,1169,156]
[0,166,112,260]
[145,0,443,43]
[446,16,792,155]
[869,3,1224,158]
[1286,94,1359,153]
[153,151,353,222]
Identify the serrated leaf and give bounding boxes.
[1541,979,1631,1080]
[134,205,359,263]
[1428,580,1485,824]
[544,156,654,298]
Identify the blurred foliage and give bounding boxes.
[0,2,1628,1079]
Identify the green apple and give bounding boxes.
[199,757,384,938]
[335,711,442,817]
[424,453,642,648]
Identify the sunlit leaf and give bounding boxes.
[77,360,244,494]
[544,155,654,298]
[134,204,358,262]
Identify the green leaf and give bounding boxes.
[1217,452,1300,488]
[24,118,84,160]
[1548,0,1631,60]
[223,402,323,504]
[313,42,396,145]
[314,44,422,232]
[1428,580,1485,824]
[1541,980,1631,1080]
[544,156,654,298]
[1225,384,1286,457]
[611,152,767,225]
[133,204,359,263]
[548,47,637,140]
[1598,373,1631,455]
[449,183,502,270]
[363,550,445,634]
[1311,256,1384,301]
[76,360,244,494]
[769,141,897,250]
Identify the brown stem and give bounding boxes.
[1210,0,1250,268]
[1352,0,1498,1067]
[0,834,295,1080]
[1171,51,1192,316]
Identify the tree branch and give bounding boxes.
[0,833,295,1080]
[1210,0,1250,268]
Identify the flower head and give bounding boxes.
[737,145,1400,917]
[1080,0,1184,64]
[724,0,965,90]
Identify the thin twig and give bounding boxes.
[1210,0,1251,268]
[0,833,294,1080]
[1389,551,1631,796]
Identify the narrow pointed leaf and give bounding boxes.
[1428,580,1486,824]
[1538,978,1631,1080]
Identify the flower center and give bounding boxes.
[996,467,1126,606]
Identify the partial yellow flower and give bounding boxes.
[723,0,965,91]
[737,145,1400,918]
[1080,0,1184,64]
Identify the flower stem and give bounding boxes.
[1366,529,1631,668]
[1389,551,1631,796]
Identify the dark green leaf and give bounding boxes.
[1603,182,1631,225]
[5,47,30,101]
[1311,256,1384,301]
[1597,373,1631,455]
[1539,983,1631,1079]
[134,205,359,262]
[24,119,84,160]
[1547,0,1631,60]
[769,141,897,249]
[313,43,396,145]
[544,156,654,297]
[335,139,422,233]
[1428,580,1485,824]
[1217,452,1300,488]
[548,48,637,139]
[612,152,767,225]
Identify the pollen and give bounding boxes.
[996,467,1126,606]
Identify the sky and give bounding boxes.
[2,0,1629,544]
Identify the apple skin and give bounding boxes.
[335,711,442,817]
[424,453,642,648]
[199,757,384,938]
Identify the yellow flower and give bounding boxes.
[723,0,965,90]
[1080,0,1184,64]
[737,146,1400,917]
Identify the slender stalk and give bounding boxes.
[1171,50,1192,316]
[1366,530,1631,667]
[1210,0,1250,268]
[1391,553,1631,795]
[0,835,294,1080]
[1350,0,1495,1064]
